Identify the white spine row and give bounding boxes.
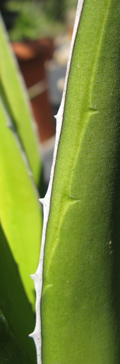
[30,1,85,363]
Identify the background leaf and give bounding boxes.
[0,224,36,364]
[0,100,42,308]
[0,14,43,364]
[0,15,41,187]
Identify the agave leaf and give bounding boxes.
[0,225,36,364]
[0,99,42,308]
[0,15,41,186]
[34,0,120,363]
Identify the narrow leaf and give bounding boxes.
[0,15,41,186]
[0,100,42,308]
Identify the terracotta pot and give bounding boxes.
[12,38,55,143]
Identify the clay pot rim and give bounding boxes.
[12,38,54,61]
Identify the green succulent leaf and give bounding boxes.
[0,225,36,364]
[0,99,42,308]
[0,15,41,186]
[38,0,120,363]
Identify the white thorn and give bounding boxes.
[39,198,45,205]
[29,332,34,339]
[30,273,35,281]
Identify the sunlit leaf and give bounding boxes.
[0,15,41,186]
[0,100,42,308]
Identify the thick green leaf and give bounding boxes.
[0,100,42,308]
[0,16,41,186]
[0,225,36,364]
[41,0,120,363]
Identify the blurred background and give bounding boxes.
[0,0,77,185]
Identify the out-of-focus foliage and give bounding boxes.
[6,1,67,41]
[44,0,66,20]
[3,0,78,42]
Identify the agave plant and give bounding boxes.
[31,0,120,363]
[1,0,120,362]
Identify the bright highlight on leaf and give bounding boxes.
[0,100,42,307]
[0,15,41,186]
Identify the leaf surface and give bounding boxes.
[0,100,42,307]
[0,225,36,364]
[40,0,120,363]
[0,16,41,186]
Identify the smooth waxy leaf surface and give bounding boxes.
[0,16,41,186]
[0,100,42,307]
[40,0,120,363]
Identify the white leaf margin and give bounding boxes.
[30,1,85,363]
